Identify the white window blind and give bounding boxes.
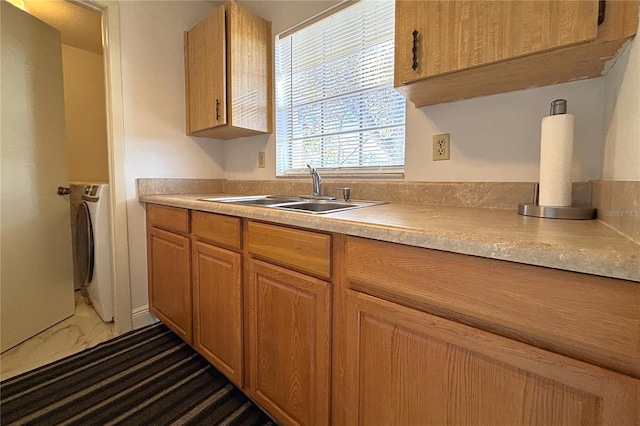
[275,0,405,176]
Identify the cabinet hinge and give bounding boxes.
[598,0,606,25]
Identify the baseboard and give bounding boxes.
[131,305,158,330]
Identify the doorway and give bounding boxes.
[9,0,131,335]
[24,1,111,303]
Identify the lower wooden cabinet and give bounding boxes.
[247,259,331,426]
[192,240,243,387]
[147,226,192,343]
[341,290,640,426]
[146,206,640,426]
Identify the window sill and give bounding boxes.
[276,168,405,180]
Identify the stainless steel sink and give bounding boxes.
[199,195,385,214]
[273,200,383,214]
[199,195,303,206]
[277,202,358,213]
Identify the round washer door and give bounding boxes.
[75,202,94,285]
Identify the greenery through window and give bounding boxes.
[275,0,405,176]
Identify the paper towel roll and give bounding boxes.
[538,113,574,207]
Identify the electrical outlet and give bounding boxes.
[258,151,265,168]
[432,133,450,161]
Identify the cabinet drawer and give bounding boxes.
[192,211,241,250]
[147,204,189,235]
[247,221,331,279]
[345,236,640,378]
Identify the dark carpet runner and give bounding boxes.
[0,323,275,426]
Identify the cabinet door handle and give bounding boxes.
[598,0,606,25]
[216,99,220,121]
[411,29,419,71]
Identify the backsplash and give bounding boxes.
[593,181,640,243]
[137,178,592,210]
[223,180,593,210]
[137,178,224,197]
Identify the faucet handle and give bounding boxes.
[334,187,351,201]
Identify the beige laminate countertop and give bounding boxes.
[140,193,640,283]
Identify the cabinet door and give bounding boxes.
[192,240,243,387]
[185,4,226,133]
[342,290,639,426]
[226,0,273,134]
[395,0,599,85]
[148,227,192,343]
[247,259,331,426]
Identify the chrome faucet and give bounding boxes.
[304,164,336,200]
[307,164,322,197]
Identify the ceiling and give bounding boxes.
[23,0,103,55]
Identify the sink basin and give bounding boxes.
[199,195,385,214]
[199,195,303,206]
[275,201,359,213]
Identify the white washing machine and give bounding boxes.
[75,183,113,322]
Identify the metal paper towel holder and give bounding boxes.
[518,184,596,219]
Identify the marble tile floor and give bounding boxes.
[0,291,117,381]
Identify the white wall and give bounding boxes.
[224,1,636,184]
[119,1,224,310]
[61,44,109,183]
[405,79,605,182]
[602,24,640,180]
[224,78,606,182]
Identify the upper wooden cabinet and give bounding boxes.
[395,0,639,106]
[184,0,272,139]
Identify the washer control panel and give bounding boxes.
[82,185,102,202]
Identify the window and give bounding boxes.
[275,0,405,176]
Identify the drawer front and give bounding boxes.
[147,204,189,235]
[345,236,640,378]
[192,211,241,250]
[247,221,331,279]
